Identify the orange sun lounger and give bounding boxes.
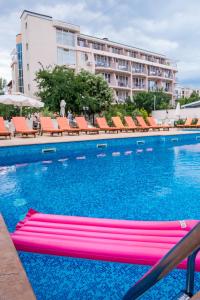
[96,117,119,133]
[187,119,200,128]
[75,117,99,134]
[147,116,171,131]
[136,116,153,131]
[40,117,63,136]
[57,117,79,135]
[111,116,135,132]
[0,117,11,138]
[124,116,143,131]
[176,118,193,128]
[12,117,37,137]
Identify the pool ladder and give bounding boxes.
[123,222,200,299]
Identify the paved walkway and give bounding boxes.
[0,129,198,147]
[0,214,36,300]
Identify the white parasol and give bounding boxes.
[60,100,66,117]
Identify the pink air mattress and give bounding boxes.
[12,209,200,270]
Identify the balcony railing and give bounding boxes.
[95,61,111,68]
[148,86,159,91]
[117,65,130,71]
[117,82,130,88]
[77,41,89,48]
[133,84,146,89]
[148,71,163,77]
[132,68,146,74]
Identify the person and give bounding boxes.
[67,111,73,125]
[32,114,40,130]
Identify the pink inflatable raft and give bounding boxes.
[12,209,200,271]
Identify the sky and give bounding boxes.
[0,0,200,87]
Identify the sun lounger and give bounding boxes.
[176,118,193,128]
[12,117,37,137]
[136,116,152,131]
[75,117,99,134]
[96,117,119,133]
[57,117,79,135]
[0,117,11,138]
[40,117,63,136]
[124,116,143,131]
[189,119,200,128]
[147,116,171,131]
[111,116,135,132]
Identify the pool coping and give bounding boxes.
[0,129,199,148]
[0,214,36,300]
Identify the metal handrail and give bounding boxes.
[123,222,200,300]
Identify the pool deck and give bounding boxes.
[0,214,36,300]
[0,129,199,147]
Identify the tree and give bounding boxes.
[133,90,171,113]
[35,67,113,119]
[179,91,200,106]
[35,66,76,112]
[75,70,113,121]
[0,77,7,95]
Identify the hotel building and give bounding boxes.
[11,10,178,104]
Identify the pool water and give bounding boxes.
[0,135,200,299]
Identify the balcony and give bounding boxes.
[132,84,146,90]
[148,71,163,77]
[132,68,147,75]
[78,41,89,48]
[115,82,131,89]
[118,65,129,71]
[148,86,159,92]
[95,61,111,68]
[163,87,172,93]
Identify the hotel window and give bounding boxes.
[25,22,27,29]
[92,42,104,51]
[117,91,129,101]
[116,75,128,86]
[26,43,28,50]
[132,63,145,73]
[78,38,88,47]
[112,47,122,55]
[148,80,158,91]
[28,84,30,91]
[118,60,128,71]
[56,29,75,47]
[102,73,111,83]
[27,64,29,71]
[57,48,76,65]
[80,52,88,63]
[95,55,110,67]
[133,78,145,88]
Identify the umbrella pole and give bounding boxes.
[20,106,22,116]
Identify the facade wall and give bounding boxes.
[175,86,200,99]
[12,10,177,104]
[152,107,200,123]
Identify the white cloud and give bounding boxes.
[1,0,200,87]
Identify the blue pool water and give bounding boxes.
[1,134,200,299]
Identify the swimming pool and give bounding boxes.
[1,134,200,299]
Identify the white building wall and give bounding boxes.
[21,13,57,97]
[152,108,200,124]
[13,10,177,102]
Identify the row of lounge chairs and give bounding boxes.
[0,116,171,139]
